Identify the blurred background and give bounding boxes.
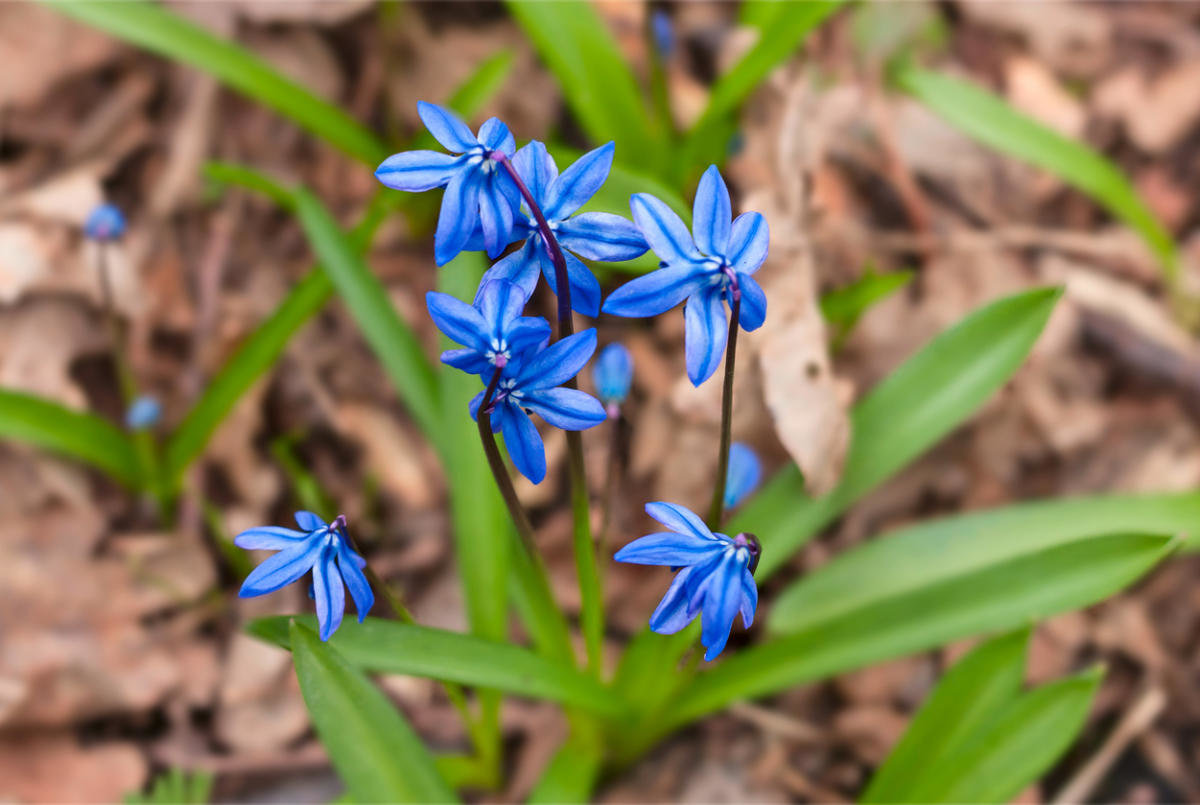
[3,1,1200,801]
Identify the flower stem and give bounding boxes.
[706,295,742,529]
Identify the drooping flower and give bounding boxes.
[125,394,162,430]
[471,329,607,483]
[592,342,633,416]
[615,502,759,660]
[235,511,373,641]
[375,102,519,265]
[724,442,762,509]
[85,203,126,241]
[602,165,769,385]
[428,278,550,376]
[480,141,646,316]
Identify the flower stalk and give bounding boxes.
[706,288,741,529]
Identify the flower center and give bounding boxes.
[487,338,511,367]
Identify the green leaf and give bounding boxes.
[895,66,1177,278]
[666,531,1172,729]
[48,1,386,166]
[288,621,457,803]
[905,667,1103,803]
[863,629,1030,802]
[253,616,620,716]
[734,286,1063,579]
[528,731,603,804]
[506,0,663,172]
[820,267,914,348]
[0,389,141,487]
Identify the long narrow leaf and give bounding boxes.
[0,389,141,487]
[289,621,457,803]
[528,731,603,804]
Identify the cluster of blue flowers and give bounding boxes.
[238,102,770,658]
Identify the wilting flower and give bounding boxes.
[615,502,759,660]
[602,165,769,385]
[724,442,762,509]
[85,203,126,241]
[592,342,633,416]
[471,329,606,483]
[480,141,646,316]
[428,278,550,376]
[235,511,373,641]
[375,102,519,265]
[125,395,162,430]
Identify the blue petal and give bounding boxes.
[724,443,762,509]
[728,211,769,275]
[478,239,541,304]
[513,140,557,209]
[313,549,345,641]
[644,502,716,543]
[737,274,767,331]
[685,288,729,386]
[700,552,743,660]
[375,150,460,191]
[601,264,708,319]
[479,181,516,258]
[740,567,758,629]
[556,212,647,262]
[441,348,492,375]
[522,387,607,430]
[337,544,374,623]
[234,526,308,551]
[239,535,323,597]
[477,278,527,339]
[592,342,633,405]
[516,328,597,390]
[648,566,701,634]
[507,317,553,360]
[477,117,515,156]
[538,251,600,317]
[500,405,546,483]
[614,532,725,566]
[417,101,477,153]
[692,165,732,258]
[544,141,614,219]
[435,170,482,266]
[427,291,489,351]
[630,193,702,265]
[469,389,486,421]
[295,511,327,531]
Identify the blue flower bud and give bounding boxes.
[724,442,762,509]
[651,9,674,60]
[592,342,633,413]
[84,203,126,242]
[125,395,162,430]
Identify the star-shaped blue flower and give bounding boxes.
[428,278,550,376]
[615,502,759,660]
[235,511,373,641]
[375,102,520,265]
[602,165,769,385]
[480,140,646,317]
[470,328,607,484]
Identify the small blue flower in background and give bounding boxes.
[471,329,606,484]
[615,502,759,660]
[235,511,373,641]
[592,342,633,417]
[125,394,162,430]
[84,203,126,242]
[428,278,550,376]
[602,165,769,386]
[480,141,646,316]
[651,8,674,60]
[724,442,762,509]
[375,102,519,265]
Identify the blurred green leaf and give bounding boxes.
[735,286,1062,578]
[896,65,1177,278]
[289,621,457,803]
[863,629,1030,802]
[253,616,619,715]
[49,0,386,165]
[124,768,213,805]
[0,389,141,487]
[820,266,914,348]
[528,731,603,804]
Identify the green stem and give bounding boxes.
[706,294,741,528]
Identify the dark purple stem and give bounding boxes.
[706,272,742,529]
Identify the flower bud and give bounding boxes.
[724,442,762,509]
[592,342,633,414]
[85,203,126,242]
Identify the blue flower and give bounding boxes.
[470,329,606,483]
[125,395,162,430]
[428,278,550,376]
[480,141,646,316]
[615,502,759,660]
[651,9,674,60]
[85,203,126,241]
[592,342,633,414]
[724,442,762,509]
[235,511,373,641]
[602,165,769,385]
[375,102,520,265]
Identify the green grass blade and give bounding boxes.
[734,286,1062,579]
[289,621,458,803]
[820,267,914,348]
[862,629,1030,802]
[896,65,1177,277]
[0,389,141,487]
[528,731,603,804]
[48,0,387,165]
[253,616,620,716]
